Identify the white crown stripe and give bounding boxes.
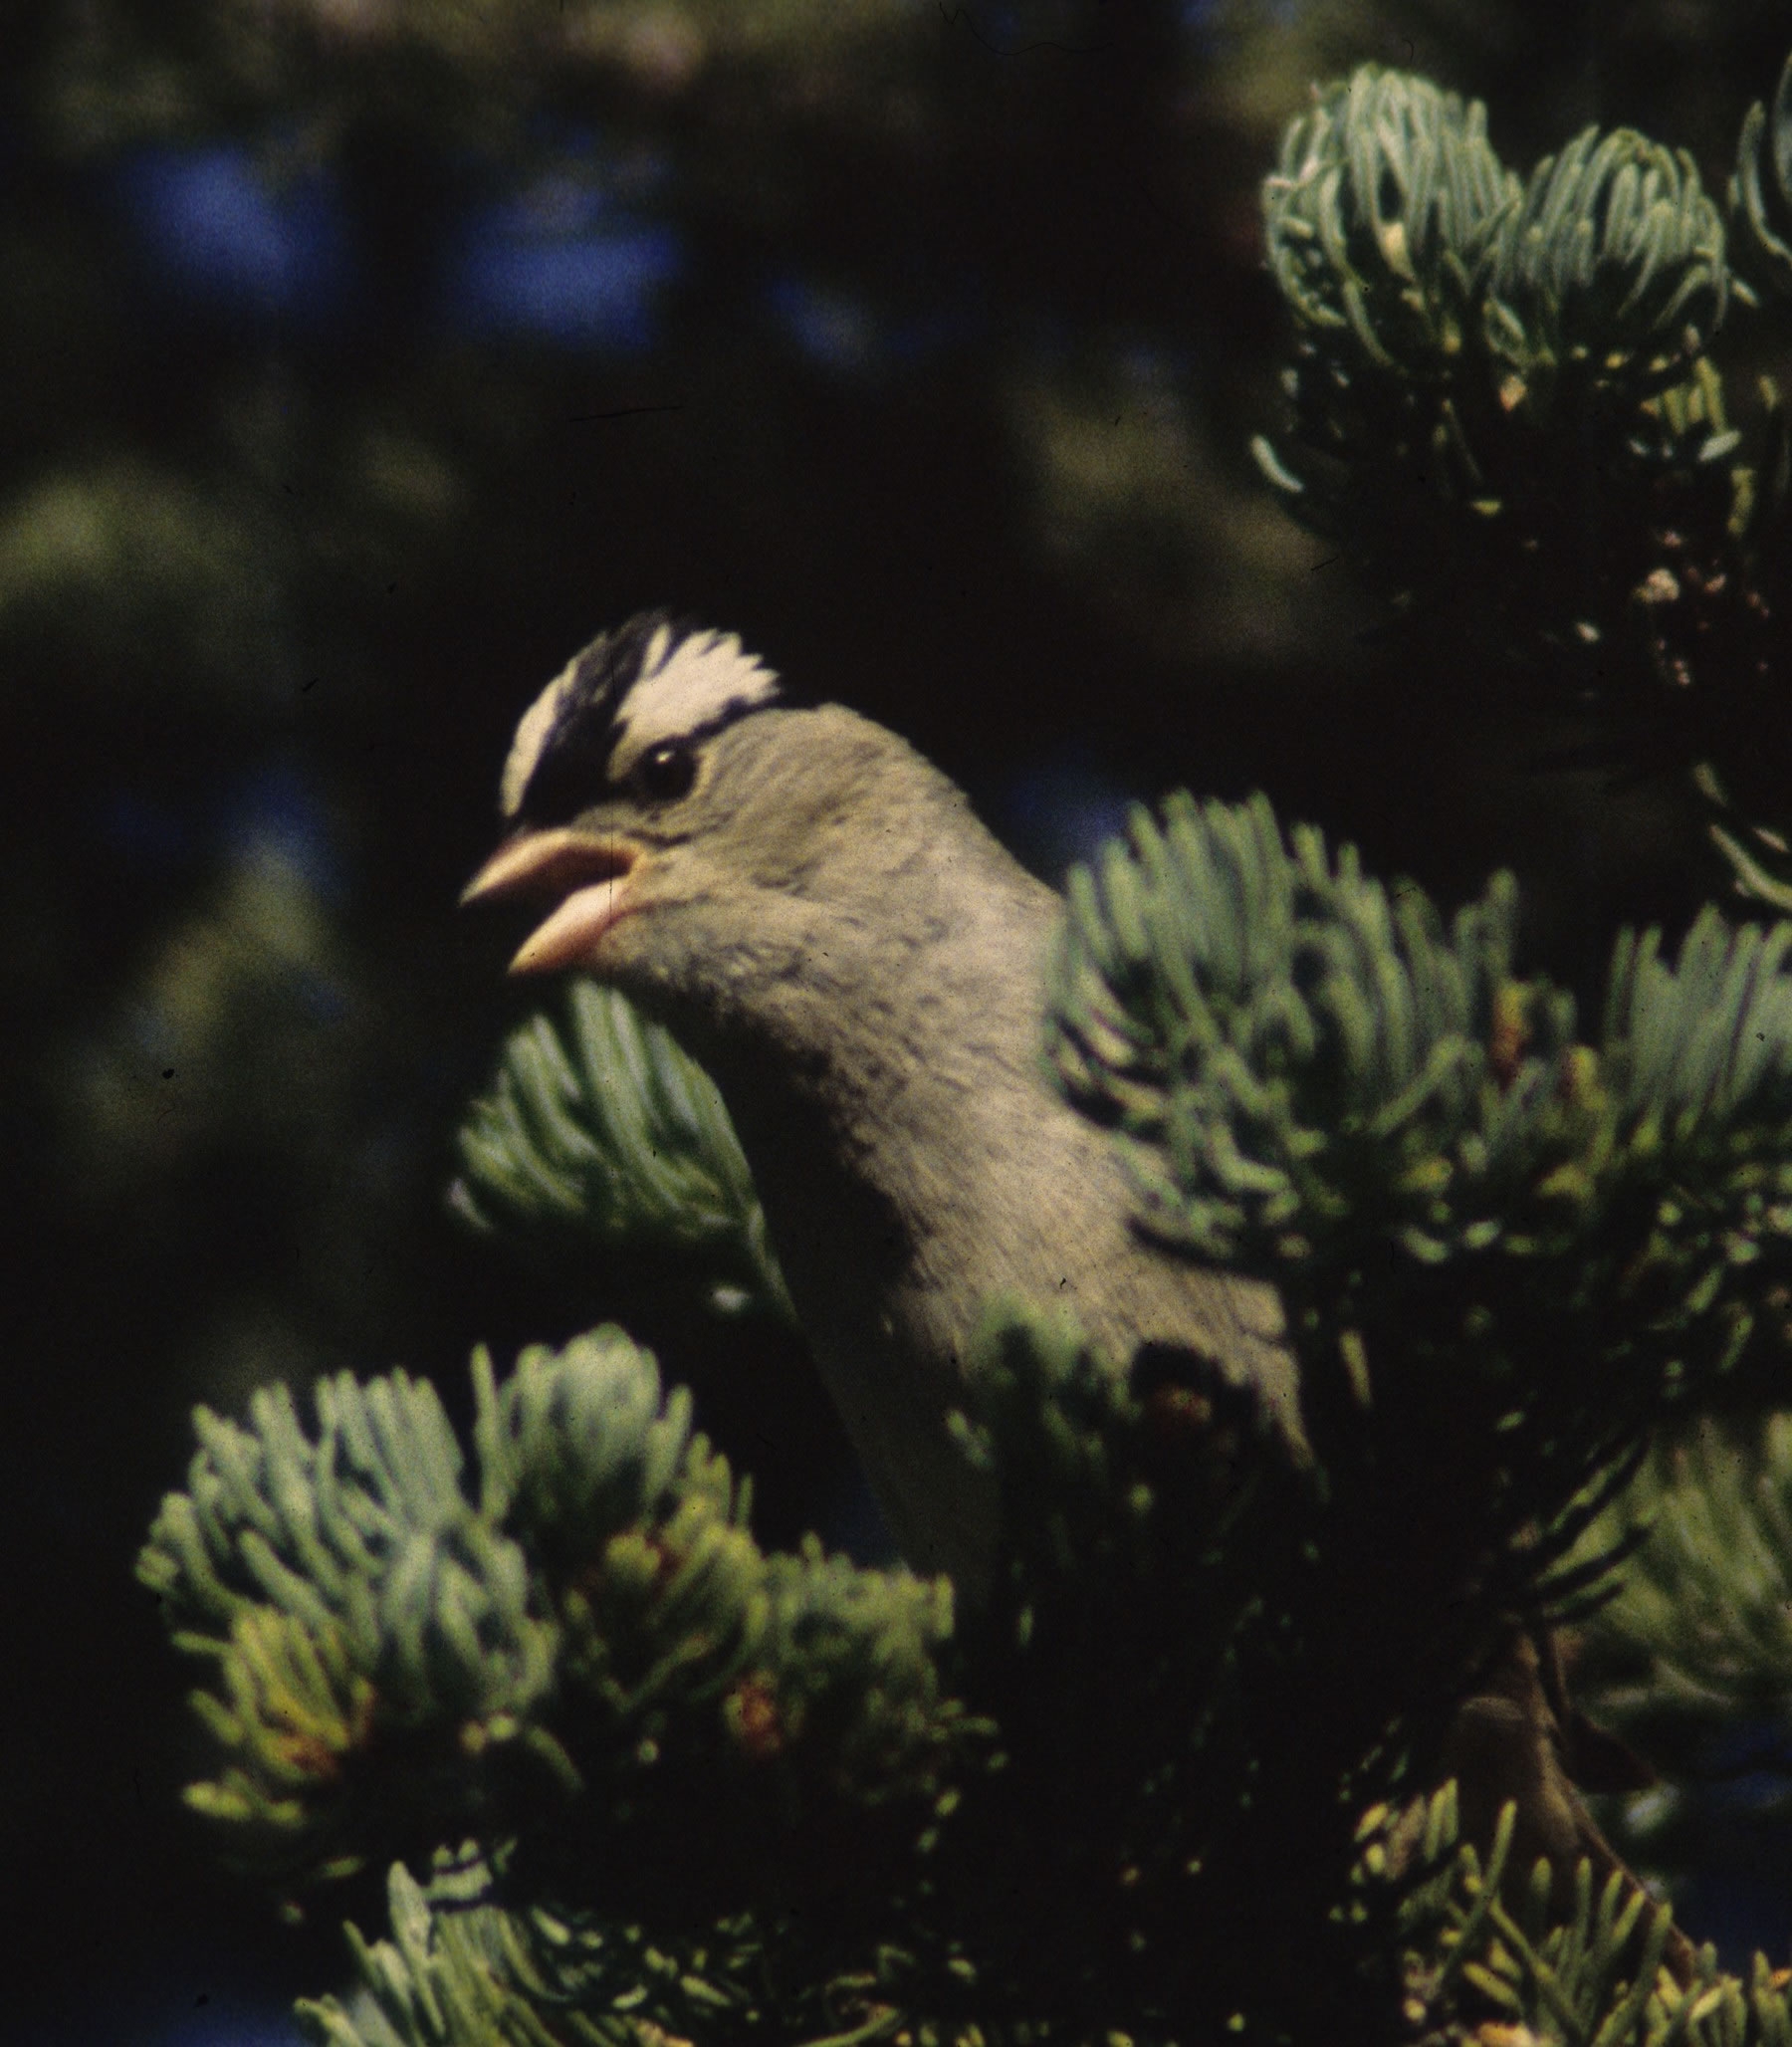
[499,656,581,818]
[496,621,784,821]
[606,630,781,781]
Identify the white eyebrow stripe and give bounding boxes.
[606,630,781,780]
[499,655,580,818]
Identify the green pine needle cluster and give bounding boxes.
[297,1859,782,2047]
[1489,125,1727,408]
[1049,789,1579,1270]
[1731,56,1792,306]
[1539,1408,1792,1916]
[452,979,793,1322]
[1580,1417,1792,1730]
[1257,67,1518,391]
[1357,1785,1792,2047]
[1050,792,1792,1423]
[139,1329,961,1900]
[1045,786,1792,1770]
[1256,62,1733,515]
[1256,57,1792,909]
[1564,1415,1792,1908]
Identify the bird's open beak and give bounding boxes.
[461,827,640,975]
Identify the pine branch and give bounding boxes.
[1731,53,1792,310]
[1254,65,1733,577]
[1486,124,1728,413]
[1259,66,1518,389]
[297,1856,780,2047]
[1255,58,1792,916]
[1365,1785,1792,2047]
[1049,790,1574,1270]
[1047,790,1792,1658]
[1575,1416,1792,1729]
[147,932,1792,2039]
[451,980,793,1324]
[138,1330,960,1900]
[1053,791,1792,1350]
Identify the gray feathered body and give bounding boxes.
[593,704,1302,1588]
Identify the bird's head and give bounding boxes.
[463,611,950,1002]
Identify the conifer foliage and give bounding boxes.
[451,983,792,1325]
[1255,56,1792,906]
[142,42,1792,2047]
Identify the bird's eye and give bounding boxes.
[633,741,698,802]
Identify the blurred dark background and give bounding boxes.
[4,1,1790,2038]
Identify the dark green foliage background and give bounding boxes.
[6,0,1792,2033]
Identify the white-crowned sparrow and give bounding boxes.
[462,610,1302,1591]
[458,609,1695,1981]
[462,612,1689,1974]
